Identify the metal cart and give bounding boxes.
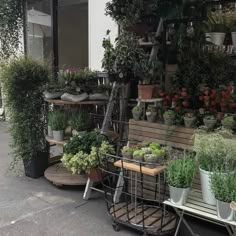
[98,154,177,236]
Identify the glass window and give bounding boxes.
[26,0,53,63]
[58,0,88,69]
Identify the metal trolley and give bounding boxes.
[98,154,177,236]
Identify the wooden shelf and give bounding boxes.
[45,99,107,106]
[44,163,88,187]
[114,160,165,177]
[49,155,62,164]
[46,136,68,146]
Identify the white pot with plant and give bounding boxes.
[166,154,196,206]
[163,110,176,125]
[205,11,226,46]
[203,115,217,129]
[146,105,158,123]
[221,115,235,130]
[51,111,67,142]
[211,172,236,221]
[132,106,142,121]
[193,131,236,205]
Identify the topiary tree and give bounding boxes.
[1,57,49,177]
[0,0,24,60]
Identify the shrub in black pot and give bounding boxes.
[1,58,49,178]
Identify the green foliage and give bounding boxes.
[134,54,163,84]
[166,154,196,188]
[222,116,235,126]
[132,105,142,113]
[1,58,49,161]
[71,112,90,132]
[62,141,115,174]
[63,131,106,155]
[122,146,135,155]
[174,50,236,95]
[211,172,236,203]
[105,0,182,25]
[48,112,54,127]
[102,31,146,83]
[164,110,176,117]
[74,68,96,86]
[0,0,24,59]
[193,130,236,172]
[50,111,67,131]
[133,149,145,157]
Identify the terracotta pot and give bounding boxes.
[87,168,102,182]
[138,85,155,99]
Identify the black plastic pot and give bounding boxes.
[23,151,49,179]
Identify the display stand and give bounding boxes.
[44,99,107,187]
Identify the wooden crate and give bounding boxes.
[129,119,194,150]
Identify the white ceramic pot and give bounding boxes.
[205,32,226,46]
[169,185,190,206]
[217,200,234,221]
[199,168,216,205]
[232,32,236,47]
[48,125,53,137]
[52,130,64,142]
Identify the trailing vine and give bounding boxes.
[0,0,24,60]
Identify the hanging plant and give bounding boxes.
[0,0,24,59]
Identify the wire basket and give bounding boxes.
[98,153,177,235]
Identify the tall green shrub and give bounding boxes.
[1,58,49,162]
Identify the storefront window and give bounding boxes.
[26,0,53,63]
[58,0,88,69]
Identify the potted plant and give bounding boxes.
[135,54,163,99]
[1,58,49,178]
[203,115,217,129]
[133,150,145,162]
[62,132,114,181]
[51,111,67,142]
[211,172,236,221]
[163,110,176,125]
[144,143,166,168]
[71,111,90,136]
[166,154,196,206]
[184,112,196,128]
[47,112,53,137]
[146,105,158,123]
[132,105,142,121]
[205,10,227,46]
[121,146,134,161]
[222,115,235,130]
[193,130,236,205]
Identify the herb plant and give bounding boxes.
[166,154,196,188]
[211,172,236,203]
[71,112,90,132]
[193,130,236,172]
[51,111,67,131]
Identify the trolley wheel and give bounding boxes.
[112,222,120,232]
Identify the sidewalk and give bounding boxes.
[0,122,227,236]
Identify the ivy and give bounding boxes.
[0,0,24,59]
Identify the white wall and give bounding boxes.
[89,0,118,71]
